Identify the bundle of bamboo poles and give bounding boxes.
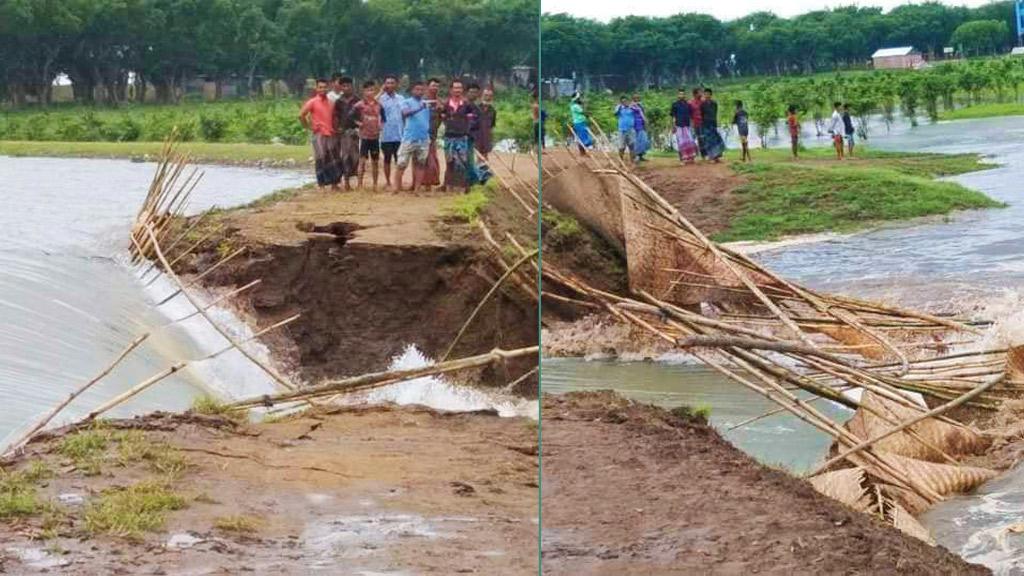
[482,121,1015,542]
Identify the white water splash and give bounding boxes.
[342,345,538,419]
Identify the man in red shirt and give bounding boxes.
[299,78,342,191]
[690,88,705,160]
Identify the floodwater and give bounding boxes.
[547,115,1024,571]
[0,156,308,446]
[541,358,851,473]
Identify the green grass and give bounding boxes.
[444,182,495,222]
[114,431,190,477]
[670,405,711,425]
[714,155,1003,242]
[83,481,186,540]
[541,209,583,248]
[0,462,52,518]
[0,140,309,165]
[57,427,110,476]
[938,102,1024,121]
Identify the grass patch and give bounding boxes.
[56,426,110,476]
[114,431,189,477]
[541,210,583,248]
[938,102,1024,121]
[670,405,711,425]
[444,183,494,222]
[191,395,246,424]
[0,140,309,165]
[0,463,51,518]
[84,481,186,540]
[714,154,1002,242]
[213,514,263,534]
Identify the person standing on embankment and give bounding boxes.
[842,103,856,158]
[631,93,649,162]
[690,87,705,159]
[474,86,497,161]
[424,78,443,189]
[614,95,636,163]
[299,78,342,191]
[351,80,385,191]
[700,88,724,162]
[670,88,697,164]
[440,79,477,193]
[378,75,405,190]
[332,75,359,191]
[828,101,845,160]
[397,80,432,192]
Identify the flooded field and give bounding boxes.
[0,156,308,444]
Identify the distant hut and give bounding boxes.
[871,47,925,70]
[1011,47,1024,57]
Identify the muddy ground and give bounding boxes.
[1,405,538,575]
[541,391,990,575]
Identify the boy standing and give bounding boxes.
[828,101,845,160]
[333,75,359,190]
[397,81,432,192]
[299,78,341,191]
[351,80,384,190]
[733,100,751,162]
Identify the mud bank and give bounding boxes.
[174,186,538,394]
[0,405,538,575]
[541,391,990,575]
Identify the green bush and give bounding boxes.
[198,114,228,141]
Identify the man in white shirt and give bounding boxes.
[827,101,845,160]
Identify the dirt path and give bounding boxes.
[634,160,744,236]
[541,391,990,576]
[1,406,538,575]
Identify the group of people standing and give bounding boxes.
[669,87,725,164]
[299,74,497,193]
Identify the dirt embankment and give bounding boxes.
[0,405,538,575]
[176,186,538,394]
[541,391,990,576]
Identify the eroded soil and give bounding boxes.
[1,406,538,575]
[541,391,990,576]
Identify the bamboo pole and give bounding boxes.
[441,249,539,362]
[229,346,539,409]
[139,224,298,391]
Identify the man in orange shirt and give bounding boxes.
[299,78,342,191]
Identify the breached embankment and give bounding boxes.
[175,185,539,394]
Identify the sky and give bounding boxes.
[541,0,997,22]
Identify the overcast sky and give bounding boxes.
[541,0,997,21]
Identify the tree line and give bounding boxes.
[0,0,538,106]
[542,1,1020,86]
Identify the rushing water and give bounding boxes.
[549,115,1024,571]
[0,156,308,445]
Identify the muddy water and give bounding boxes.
[0,156,308,445]
[549,115,1024,571]
[542,358,851,472]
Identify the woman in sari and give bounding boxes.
[569,92,594,153]
[631,94,650,162]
